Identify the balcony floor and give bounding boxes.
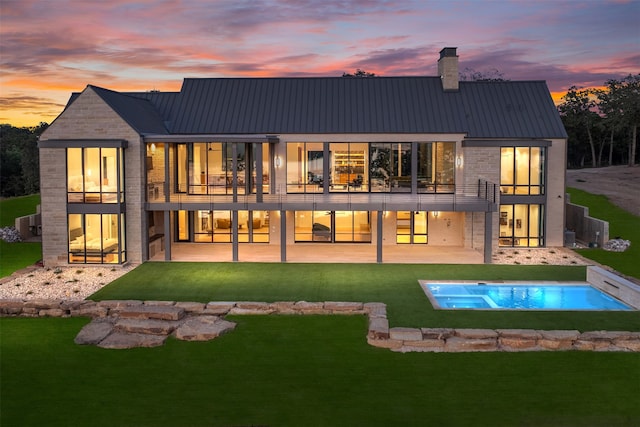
[150,243,484,264]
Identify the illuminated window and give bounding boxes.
[396,211,428,244]
[500,147,545,195]
[67,147,123,203]
[498,204,544,247]
[294,211,371,242]
[68,213,125,264]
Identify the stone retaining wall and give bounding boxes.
[1,299,638,352]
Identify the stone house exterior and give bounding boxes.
[38,47,568,266]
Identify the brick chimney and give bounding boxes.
[438,47,459,91]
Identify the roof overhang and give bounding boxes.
[38,139,128,148]
[143,134,279,144]
[462,139,552,147]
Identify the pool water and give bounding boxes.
[426,283,632,310]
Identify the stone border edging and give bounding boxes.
[1,299,639,352]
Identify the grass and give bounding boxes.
[2,316,639,427]
[567,187,640,279]
[91,262,640,331]
[0,194,42,277]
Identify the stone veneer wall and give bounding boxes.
[2,299,638,352]
[39,87,145,265]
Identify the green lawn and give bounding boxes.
[2,316,639,427]
[567,187,640,279]
[91,262,640,331]
[0,194,42,277]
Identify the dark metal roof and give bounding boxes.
[459,81,567,138]
[76,77,567,139]
[169,77,467,134]
[89,86,170,135]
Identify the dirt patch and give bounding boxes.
[566,165,640,216]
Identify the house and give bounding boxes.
[38,47,568,266]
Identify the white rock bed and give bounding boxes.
[1,248,589,301]
[0,264,136,300]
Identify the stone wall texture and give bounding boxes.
[2,299,638,352]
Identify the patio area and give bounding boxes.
[150,243,486,264]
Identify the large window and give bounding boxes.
[294,211,371,242]
[500,147,545,195]
[286,142,324,193]
[178,142,269,195]
[68,213,125,264]
[193,210,270,243]
[67,147,123,203]
[329,143,368,192]
[417,142,455,193]
[396,211,429,244]
[499,204,544,247]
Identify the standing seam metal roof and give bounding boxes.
[80,77,567,138]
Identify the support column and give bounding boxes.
[377,210,383,263]
[484,211,493,263]
[164,211,171,261]
[280,210,287,262]
[255,143,263,202]
[232,210,239,262]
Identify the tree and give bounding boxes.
[607,75,640,166]
[0,123,47,197]
[558,87,601,168]
[459,67,508,81]
[342,69,377,78]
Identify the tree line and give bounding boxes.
[558,74,639,168]
[0,123,47,197]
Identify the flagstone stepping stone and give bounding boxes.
[74,319,115,345]
[174,315,236,341]
[115,318,182,335]
[98,332,167,349]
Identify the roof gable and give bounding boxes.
[89,85,170,135]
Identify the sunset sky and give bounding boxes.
[1,0,638,127]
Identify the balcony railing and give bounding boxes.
[147,179,498,212]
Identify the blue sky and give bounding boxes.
[1,0,638,126]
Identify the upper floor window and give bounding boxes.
[179,142,269,195]
[500,147,545,195]
[67,147,123,203]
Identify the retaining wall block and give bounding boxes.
[204,302,235,315]
[445,337,498,352]
[270,301,297,314]
[367,337,403,349]
[0,299,25,315]
[389,327,423,341]
[421,328,455,340]
[368,317,389,339]
[363,302,387,318]
[324,301,364,313]
[538,330,580,350]
[174,302,206,313]
[395,339,446,353]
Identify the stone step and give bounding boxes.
[115,318,182,335]
[118,305,185,321]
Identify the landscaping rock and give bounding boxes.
[455,328,498,339]
[445,337,498,352]
[98,332,167,349]
[324,301,364,313]
[0,299,25,315]
[75,319,114,345]
[174,316,236,341]
[421,328,455,340]
[204,302,235,315]
[115,318,182,335]
[119,305,185,321]
[363,302,387,318]
[230,302,275,315]
[175,301,206,313]
[368,317,389,339]
[389,327,422,341]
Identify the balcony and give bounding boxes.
[146,180,498,213]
